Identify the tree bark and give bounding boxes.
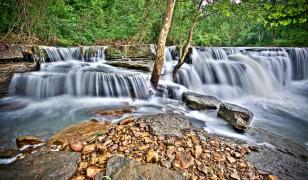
[172,1,204,81]
[150,0,176,89]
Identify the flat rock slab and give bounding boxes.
[247,146,308,180]
[48,120,111,146]
[106,60,153,72]
[137,112,191,137]
[105,156,185,180]
[183,92,222,110]
[217,103,253,131]
[0,151,80,180]
[247,127,308,161]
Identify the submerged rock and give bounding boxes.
[137,112,191,137]
[217,103,253,131]
[93,106,136,117]
[183,92,222,110]
[15,136,43,148]
[0,150,80,180]
[106,156,185,180]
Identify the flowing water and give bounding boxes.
[0,46,308,152]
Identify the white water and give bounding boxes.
[1,46,308,152]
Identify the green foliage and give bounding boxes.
[0,0,307,46]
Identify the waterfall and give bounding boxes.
[286,48,308,80]
[166,46,308,99]
[41,46,107,62]
[9,61,149,99]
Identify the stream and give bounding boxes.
[0,46,307,153]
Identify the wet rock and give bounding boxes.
[138,112,191,137]
[217,103,253,131]
[48,120,111,147]
[183,92,222,110]
[248,127,308,161]
[16,136,43,148]
[86,166,102,179]
[106,60,153,72]
[106,155,185,180]
[93,106,136,116]
[105,45,155,60]
[247,146,308,180]
[0,150,80,180]
[0,149,19,158]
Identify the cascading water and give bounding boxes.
[9,46,149,100]
[41,46,107,62]
[165,46,307,99]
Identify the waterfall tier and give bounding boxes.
[164,47,308,99]
[9,61,149,99]
[40,46,106,62]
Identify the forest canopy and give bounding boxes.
[0,0,307,46]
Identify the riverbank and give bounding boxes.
[1,110,308,179]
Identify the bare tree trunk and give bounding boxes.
[172,1,204,81]
[172,18,198,80]
[150,0,176,89]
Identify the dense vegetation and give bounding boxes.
[0,0,307,46]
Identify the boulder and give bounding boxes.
[105,156,185,180]
[137,112,191,137]
[48,120,111,147]
[217,103,253,131]
[183,92,222,110]
[15,136,43,148]
[0,150,80,180]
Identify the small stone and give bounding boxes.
[197,164,209,175]
[194,145,202,158]
[227,156,236,163]
[90,154,98,164]
[71,175,85,180]
[82,144,96,155]
[174,152,194,169]
[230,171,240,180]
[137,144,150,151]
[86,166,102,179]
[103,139,113,147]
[143,137,153,143]
[146,149,159,163]
[97,151,107,164]
[16,136,43,148]
[160,159,171,168]
[119,116,135,125]
[267,175,280,180]
[96,144,107,152]
[234,152,241,158]
[109,144,118,151]
[69,141,83,152]
[79,161,89,169]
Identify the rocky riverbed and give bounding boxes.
[0,111,295,180]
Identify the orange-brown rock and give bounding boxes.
[48,120,111,147]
